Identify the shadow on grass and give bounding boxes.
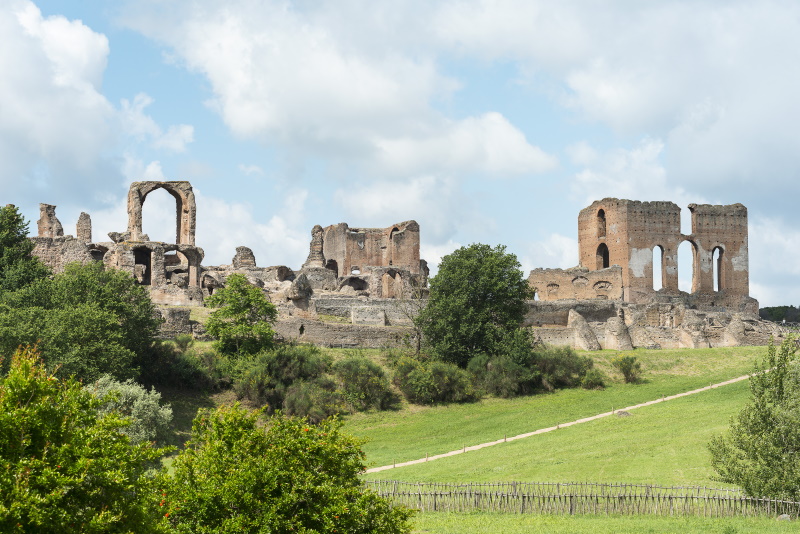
[157,386,217,450]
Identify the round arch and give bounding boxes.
[127,181,196,245]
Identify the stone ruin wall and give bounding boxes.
[26,184,773,351]
[528,266,623,301]
[576,198,752,308]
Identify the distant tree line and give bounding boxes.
[759,305,800,323]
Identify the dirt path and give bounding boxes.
[365,373,751,473]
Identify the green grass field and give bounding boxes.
[345,346,763,471]
[410,512,794,533]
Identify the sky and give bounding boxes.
[2,0,799,307]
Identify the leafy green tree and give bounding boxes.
[0,347,169,533]
[709,337,800,500]
[416,243,533,367]
[0,262,161,380]
[206,273,278,355]
[0,204,50,291]
[161,405,413,533]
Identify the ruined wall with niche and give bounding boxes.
[320,220,421,277]
[528,266,623,301]
[572,198,752,307]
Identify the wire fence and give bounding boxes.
[365,481,800,517]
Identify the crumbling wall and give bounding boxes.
[688,203,749,296]
[319,220,420,277]
[127,181,196,245]
[37,204,64,238]
[528,266,623,301]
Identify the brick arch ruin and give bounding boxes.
[127,181,196,245]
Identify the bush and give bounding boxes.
[536,346,594,391]
[333,355,399,411]
[0,347,168,533]
[138,341,232,391]
[234,344,332,412]
[581,368,606,390]
[85,374,173,445]
[468,335,594,397]
[612,354,642,383]
[283,378,346,423]
[161,406,413,533]
[174,333,194,353]
[393,356,476,405]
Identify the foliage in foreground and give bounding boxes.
[611,354,642,384]
[162,405,413,533]
[0,347,168,533]
[205,273,278,356]
[709,337,800,500]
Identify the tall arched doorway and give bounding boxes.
[596,243,610,269]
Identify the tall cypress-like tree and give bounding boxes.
[0,204,50,291]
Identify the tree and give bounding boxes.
[709,337,800,500]
[205,273,278,355]
[0,204,50,291]
[0,261,161,380]
[415,243,533,367]
[0,347,168,533]
[161,405,413,533]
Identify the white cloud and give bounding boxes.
[120,93,194,152]
[521,233,579,273]
[333,174,483,243]
[121,0,554,178]
[238,164,264,176]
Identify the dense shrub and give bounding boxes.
[283,378,346,423]
[612,354,642,383]
[393,356,476,405]
[536,346,594,391]
[234,344,332,414]
[0,347,168,533]
[581,368,606,390]
[161,406,413,533]
[333,355,399,411]
[138,341,232,391]
[85,374,173,445]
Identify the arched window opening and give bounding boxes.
[141,187,178,243]
[678,240,697,293]
[596,243,610,269]
[653,245,664,291]
[713,247,724,292]
[388,227,400,266]
[597,209,606,238]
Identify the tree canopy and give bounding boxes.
[416,243,533,367]
[0,347,168,533]
[0,204,50,291]
[709,337,800,500]
[161,405,413,533]
[206,273,278,356]
[0,261,161,380]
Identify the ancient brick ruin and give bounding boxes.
[525,198,773,350]
[26,185,780,350]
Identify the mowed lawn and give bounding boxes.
[345,346,763,471]
[411,512,794,533]
[364,378,749,486]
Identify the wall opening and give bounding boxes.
[653,245,664,291]
[678,240,697,293]
[133,247,152,285]
[141,187,178,243]
[597,209,606,238]
[389,227,400,266]
[325,259,339,276]
[713,246,724,291]
[596,243,609,269]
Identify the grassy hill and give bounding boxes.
[344,346,762,477]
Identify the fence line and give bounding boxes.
[365,481,800,517]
